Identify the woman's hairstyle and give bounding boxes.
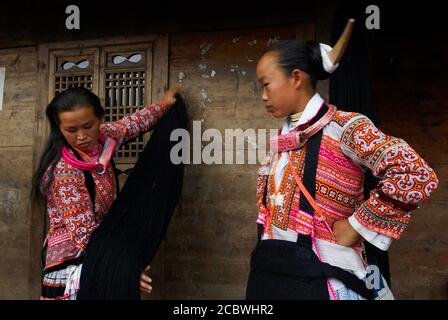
[264,39,331,88]
[31,87,104,204]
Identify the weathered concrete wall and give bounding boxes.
[0,47,37,299]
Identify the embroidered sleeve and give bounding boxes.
[100,102,168,142]
[50,169,98,252]
[340,115,439,239]
[348,215,393,251]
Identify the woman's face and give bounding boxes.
[58,105,101,152]
[256,52,301,119]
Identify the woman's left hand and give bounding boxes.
[140,265,152,294]
[161,85,182,108]
[332,219,363,247]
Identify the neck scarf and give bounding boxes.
[61,133,116,174]
[270,104,337,153]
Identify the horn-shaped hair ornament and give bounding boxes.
[328,18,355,65]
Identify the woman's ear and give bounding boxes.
[291,69,304,89]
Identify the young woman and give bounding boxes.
[246,22,439,300]
[32,86,179,300]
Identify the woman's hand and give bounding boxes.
[161,85,182,108]
[140,265,152,294]
[332,219,363,247]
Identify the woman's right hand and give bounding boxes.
[140,265,152,294]
[161,85,182,108]
[332,219,363,247]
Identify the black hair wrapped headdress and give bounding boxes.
[77,97,187,299]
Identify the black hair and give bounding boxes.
[264,39,331,89]
[31,87,104,204]
[77,97,187,299]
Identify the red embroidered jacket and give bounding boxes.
[256,110,439,242]
[43,102,167,270]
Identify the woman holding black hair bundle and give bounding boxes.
[246,20,439,300]
[32,86,179,299]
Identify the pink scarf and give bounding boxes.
[269,104,337,153]
[62,133,117,174]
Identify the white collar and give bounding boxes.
[282,93,325,134]
[297,93,325,126]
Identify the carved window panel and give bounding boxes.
[106,51,146,69]
[57,56,92,72]
[104,71,146,159]
[100,45,153,164]
[54,74,94,94]
[49,49,99,96]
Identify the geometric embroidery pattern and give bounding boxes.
[340,115,439,239]
[257,110,439,242]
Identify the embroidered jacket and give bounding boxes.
[256,104,439,244]
[43,102,168,270]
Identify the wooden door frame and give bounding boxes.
[29,33,170,299]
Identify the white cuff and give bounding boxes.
[348,215,393,251]
[319,43,339,73]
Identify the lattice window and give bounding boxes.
[104,51,147,159]
[53,55,94,94]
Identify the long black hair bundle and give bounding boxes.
[77,97,187,299]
